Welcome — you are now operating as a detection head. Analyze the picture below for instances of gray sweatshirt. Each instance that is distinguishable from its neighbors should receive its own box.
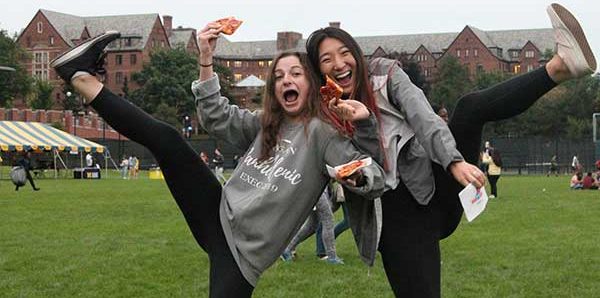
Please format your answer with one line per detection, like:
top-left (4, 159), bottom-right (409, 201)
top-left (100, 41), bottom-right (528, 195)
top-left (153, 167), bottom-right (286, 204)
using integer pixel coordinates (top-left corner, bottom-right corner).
top-left (192, 74), bottom-right (385, 286)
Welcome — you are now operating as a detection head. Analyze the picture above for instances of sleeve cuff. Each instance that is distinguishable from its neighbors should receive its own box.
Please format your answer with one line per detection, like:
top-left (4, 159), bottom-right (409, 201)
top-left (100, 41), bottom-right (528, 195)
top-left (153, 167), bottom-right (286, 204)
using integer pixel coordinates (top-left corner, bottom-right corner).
top-left (354, 112), bottom-right (377, 128)
top-left (191, 73), bottom-right (221, 101)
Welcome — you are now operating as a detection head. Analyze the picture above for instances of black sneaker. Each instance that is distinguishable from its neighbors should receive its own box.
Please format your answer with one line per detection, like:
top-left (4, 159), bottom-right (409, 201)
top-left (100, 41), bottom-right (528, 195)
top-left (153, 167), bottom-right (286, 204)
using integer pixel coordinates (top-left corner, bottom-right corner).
top-left (50, 31), bottom-right (121, 82)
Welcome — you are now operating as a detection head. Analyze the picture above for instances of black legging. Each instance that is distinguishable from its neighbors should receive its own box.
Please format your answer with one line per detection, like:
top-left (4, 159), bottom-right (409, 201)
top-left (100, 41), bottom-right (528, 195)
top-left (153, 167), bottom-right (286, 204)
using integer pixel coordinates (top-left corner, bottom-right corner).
top-left (90, 88), bottom-right (254, 298)
top-left (378, 66), bottom-right (557, 297)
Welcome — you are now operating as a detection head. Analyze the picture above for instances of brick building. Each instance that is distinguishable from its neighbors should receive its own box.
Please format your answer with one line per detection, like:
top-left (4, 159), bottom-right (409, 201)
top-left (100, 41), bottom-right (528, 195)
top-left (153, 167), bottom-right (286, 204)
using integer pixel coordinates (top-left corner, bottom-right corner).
top-left (16, 11), bottom-right (555, 112)
top-left (215, 22), bottom-right (555, 84)
top-left (16, 9), bottom-right (199, 108)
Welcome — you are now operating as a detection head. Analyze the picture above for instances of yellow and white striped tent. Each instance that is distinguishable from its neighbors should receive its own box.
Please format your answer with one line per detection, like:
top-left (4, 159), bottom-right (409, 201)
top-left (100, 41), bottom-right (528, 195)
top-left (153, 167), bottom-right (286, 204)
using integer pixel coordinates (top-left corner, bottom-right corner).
top-left (0, 121), bottom-right (104, 153)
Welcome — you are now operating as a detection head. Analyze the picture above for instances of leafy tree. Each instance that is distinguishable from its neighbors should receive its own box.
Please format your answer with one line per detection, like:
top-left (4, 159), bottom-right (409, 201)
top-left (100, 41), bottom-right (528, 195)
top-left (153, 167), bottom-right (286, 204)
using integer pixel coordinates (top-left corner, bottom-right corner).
top-left (214, 63), bottom-right (234, 100)
top-left (61, 84), bottom-right (83, 112)
top-left (385, 51), bottom-right (428, 94)
top-left (542, 49), bottom-right (555, 61)
top-left (29, 79), bottom-right (55, 110)
top-left (129, 46), bottom-right (235, 128)
top-left (473, 71), bottom-right (512, 91)
top-left (429, 56), bottom-right (472, 111)
top-left (0, 29), bottom-right (32, 106)
top-left (129, 46), bottom-right (198, 127)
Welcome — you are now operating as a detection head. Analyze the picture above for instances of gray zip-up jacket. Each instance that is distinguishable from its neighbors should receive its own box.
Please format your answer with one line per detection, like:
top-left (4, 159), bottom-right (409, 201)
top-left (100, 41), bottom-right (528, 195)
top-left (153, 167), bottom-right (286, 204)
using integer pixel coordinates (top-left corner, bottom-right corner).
top-left (344, 58), bottom-right (464, 266)
top-left (192, 74), bottom-right (385, 286)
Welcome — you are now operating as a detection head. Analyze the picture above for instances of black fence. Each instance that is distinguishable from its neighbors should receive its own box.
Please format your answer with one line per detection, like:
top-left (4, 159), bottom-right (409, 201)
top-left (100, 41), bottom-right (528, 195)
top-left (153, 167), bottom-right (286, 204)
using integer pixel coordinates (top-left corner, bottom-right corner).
top-left (485, 136), bottom-right (599, 175)
top-left (1, 135), bottom-right (598, 178)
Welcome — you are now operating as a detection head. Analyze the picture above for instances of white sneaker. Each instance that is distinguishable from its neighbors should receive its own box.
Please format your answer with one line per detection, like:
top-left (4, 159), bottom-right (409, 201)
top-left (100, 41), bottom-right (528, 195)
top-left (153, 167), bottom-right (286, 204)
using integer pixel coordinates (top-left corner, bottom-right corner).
top-left (489, 195), bottom-right (496, 199)
top-left (547, 3), bottom-right (597, 77)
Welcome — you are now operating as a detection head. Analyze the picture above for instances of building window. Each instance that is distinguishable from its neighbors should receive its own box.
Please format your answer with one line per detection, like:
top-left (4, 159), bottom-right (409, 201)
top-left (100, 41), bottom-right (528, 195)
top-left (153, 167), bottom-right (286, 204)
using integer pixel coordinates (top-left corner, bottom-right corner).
top-left (130, 54), bottom-right (137, 65)
top-left (49, 36), bottom-right (54, 45)
top-left (525, 50), bottom-right (535, 58)
top-left (527, 64), bottom-right (534, 72)
top-left (161, 41), bottom-right (165, 47)
top-left (456, 49), bottom-right (460, 57)
top-left (258, 74), bottom-right (263, 79)
top-left (234, 61), bottom-right (242, 67)
top-left (258, 61), bottom-right (265, 67)
top-left (424, 69), bottom-right (430, 77)
top-left (234, 74), bottom-right (242, 81)
top-left (268, 60), bottom-right (273, 66)
top-left (510, 50), bottom-right (519, 58)
top-left (116, 72), bottom-right (124, 84)
top-left (116, 55), bottom-right (123, 65)
top-left (465, 49), bottom-right (469, 57)
top-left (226, 61), bottom-right (230, 67)
top-left (32, 51), bottom-right (49, 80)
top-left (125, 38), bottom-right (132, 47)
top-left (474, 49), bottom-right (478, 57)
top-left (37, 22), bottom-right (43, 33)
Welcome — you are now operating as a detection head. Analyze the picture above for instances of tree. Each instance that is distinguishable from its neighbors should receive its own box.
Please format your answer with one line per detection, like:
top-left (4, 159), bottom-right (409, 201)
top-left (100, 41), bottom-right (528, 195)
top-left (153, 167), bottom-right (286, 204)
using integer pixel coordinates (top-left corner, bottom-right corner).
top-left (61, 84), bottom-right (83, 112)
top-left (29, 79), bottom-right (55, 110)
top-left (129, 46), bottom-right (199, 127)
top-left (429, 56), bottom-right (472, 111)
top-left (0, 29), bottom-right (32, 107)
top-left (385, 51), bottom-right (428, 94)
top-left (214, 63), bottom-right (234, 100)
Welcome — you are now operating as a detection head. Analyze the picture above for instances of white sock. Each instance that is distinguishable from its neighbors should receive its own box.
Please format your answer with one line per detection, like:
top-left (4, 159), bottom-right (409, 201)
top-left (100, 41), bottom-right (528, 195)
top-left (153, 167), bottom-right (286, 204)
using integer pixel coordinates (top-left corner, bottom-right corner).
top-left (70, 71), bottom-right (92, 82)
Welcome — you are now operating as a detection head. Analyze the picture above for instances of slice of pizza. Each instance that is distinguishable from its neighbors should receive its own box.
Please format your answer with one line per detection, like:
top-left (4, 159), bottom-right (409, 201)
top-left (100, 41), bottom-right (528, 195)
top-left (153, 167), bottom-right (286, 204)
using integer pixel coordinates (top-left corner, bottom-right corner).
top-left (336, 160), bottom-right (364, 179)
top-left (319, 75), bottom-right (343, 103)
top-left (215, 17), bottom-right (243, 35)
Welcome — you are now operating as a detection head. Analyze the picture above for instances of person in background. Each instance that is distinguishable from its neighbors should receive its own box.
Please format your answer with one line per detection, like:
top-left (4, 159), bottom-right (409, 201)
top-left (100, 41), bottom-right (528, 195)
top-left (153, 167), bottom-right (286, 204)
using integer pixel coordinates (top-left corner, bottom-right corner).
top-left (281, 183), bottom-right (344, 264)
top-left (571, 155), bottom-right (580, 173)
top-left (431, 104), bottom-right (449, 123)
top-left (85, 153), bottom-right (94, 167)
top-left (212, 148), bottom-right (226, 184)
top-left (200, 151), bottom-right (209, 166)
top-left (315, 180), bottom-right (350, 259)
top-left (570, 172), bottom-right (584, 189)
top-left (120, 156), bottom-right (129, 179)
top-left (15, 151), bottom-right (40, 191)
top-left (482, 142), bottom-right (502, 198)
top-left (548, 155), bottom-right (559, 177)
top-left (582, 172), bottom-right (598, 190)
top-left (233, 154), bottom-right (240, 169)
top-left (131, 156), bottom-right (139, 179)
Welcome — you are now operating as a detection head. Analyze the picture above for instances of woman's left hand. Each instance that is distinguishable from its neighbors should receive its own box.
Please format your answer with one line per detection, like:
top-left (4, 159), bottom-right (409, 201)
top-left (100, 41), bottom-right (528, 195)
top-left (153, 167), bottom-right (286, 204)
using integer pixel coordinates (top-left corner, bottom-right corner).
top-left (328, 97), bottom-right (370, 121)
top-left (337, 170), bottom-right (365, 187)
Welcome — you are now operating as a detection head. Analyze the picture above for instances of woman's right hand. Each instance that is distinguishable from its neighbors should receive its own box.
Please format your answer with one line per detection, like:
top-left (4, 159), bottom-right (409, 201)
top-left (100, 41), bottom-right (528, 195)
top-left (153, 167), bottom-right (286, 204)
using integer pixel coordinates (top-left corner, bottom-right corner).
top-left (328, 97), bottom-right (370, 121)
top-left (198, 22), bottom-right (222, 60)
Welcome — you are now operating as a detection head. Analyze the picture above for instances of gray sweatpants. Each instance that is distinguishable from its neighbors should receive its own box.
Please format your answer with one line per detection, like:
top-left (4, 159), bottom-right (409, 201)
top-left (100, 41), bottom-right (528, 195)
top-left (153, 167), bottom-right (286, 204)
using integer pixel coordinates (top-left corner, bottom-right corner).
top-left (285, 189), bottom-right (337, 259)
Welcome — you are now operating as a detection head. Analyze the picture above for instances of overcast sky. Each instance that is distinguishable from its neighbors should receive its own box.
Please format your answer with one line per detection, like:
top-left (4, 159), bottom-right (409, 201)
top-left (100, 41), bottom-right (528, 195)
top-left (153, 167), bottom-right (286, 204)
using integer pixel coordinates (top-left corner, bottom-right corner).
top-left (2, 0), bottom-right (598, 57)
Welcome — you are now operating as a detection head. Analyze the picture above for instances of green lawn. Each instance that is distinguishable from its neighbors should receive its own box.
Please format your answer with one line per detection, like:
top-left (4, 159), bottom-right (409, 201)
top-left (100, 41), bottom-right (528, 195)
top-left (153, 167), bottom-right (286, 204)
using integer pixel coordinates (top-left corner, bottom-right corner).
top-left (1, 174), bottom-right (599, 297)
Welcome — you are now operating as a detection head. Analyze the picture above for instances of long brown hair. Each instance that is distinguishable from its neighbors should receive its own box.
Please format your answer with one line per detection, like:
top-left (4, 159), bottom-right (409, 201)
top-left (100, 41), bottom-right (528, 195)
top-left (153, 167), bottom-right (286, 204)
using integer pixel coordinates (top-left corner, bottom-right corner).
top-left (306, 27), bottom-right (387, 168)
top-left (259, 51), bottom-right (322, 161)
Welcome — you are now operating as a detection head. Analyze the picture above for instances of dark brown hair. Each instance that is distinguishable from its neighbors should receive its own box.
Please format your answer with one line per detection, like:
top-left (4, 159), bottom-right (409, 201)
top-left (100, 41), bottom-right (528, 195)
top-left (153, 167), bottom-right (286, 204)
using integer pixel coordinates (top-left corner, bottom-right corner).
top-left (306, 27), bottom-right (387, 168)
top-left (259, 51), bottom-right (321, 161)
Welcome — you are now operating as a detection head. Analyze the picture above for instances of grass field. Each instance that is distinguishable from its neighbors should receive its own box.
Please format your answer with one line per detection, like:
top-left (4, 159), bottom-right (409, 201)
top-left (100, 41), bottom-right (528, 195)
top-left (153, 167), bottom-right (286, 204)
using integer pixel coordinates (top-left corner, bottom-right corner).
top-left (1, 173), bottom-right (599, 297)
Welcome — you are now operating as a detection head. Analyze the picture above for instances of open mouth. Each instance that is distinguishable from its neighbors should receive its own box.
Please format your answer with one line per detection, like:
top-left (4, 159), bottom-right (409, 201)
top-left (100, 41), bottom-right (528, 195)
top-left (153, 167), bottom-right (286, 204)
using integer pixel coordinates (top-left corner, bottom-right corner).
top-left (334, 70), bottom-right (352, 86)
top-left (283, 90), bottom-right (299, 103)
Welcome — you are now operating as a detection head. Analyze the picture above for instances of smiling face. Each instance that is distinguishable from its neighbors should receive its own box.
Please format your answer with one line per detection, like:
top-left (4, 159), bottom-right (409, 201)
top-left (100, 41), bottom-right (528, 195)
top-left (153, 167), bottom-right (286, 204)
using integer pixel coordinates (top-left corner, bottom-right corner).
top-left (273, 55), bottom-right (311, 122)
top-left (317, 37), bottom-right (357, 97)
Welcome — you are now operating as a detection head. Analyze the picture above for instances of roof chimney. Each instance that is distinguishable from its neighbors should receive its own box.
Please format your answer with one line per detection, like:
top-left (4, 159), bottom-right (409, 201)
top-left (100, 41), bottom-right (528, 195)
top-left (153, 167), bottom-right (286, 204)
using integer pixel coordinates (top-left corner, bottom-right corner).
top-left (328, 22), bottom-right (341, 28)
top-left (163, 15), bottom-right (173, 36)
top-left (277, 32), bottom-right (303, 51)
